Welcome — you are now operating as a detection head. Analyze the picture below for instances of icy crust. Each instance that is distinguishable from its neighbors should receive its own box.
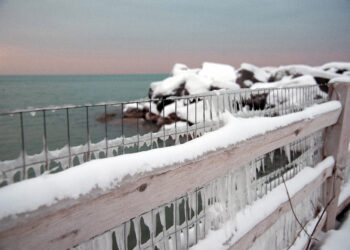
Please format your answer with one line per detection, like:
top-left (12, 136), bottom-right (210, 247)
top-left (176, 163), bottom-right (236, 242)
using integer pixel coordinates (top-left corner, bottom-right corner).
top-left (191, 156), bottom-right (335, 250)
top-left (0, 102), bottom-right (341, 220)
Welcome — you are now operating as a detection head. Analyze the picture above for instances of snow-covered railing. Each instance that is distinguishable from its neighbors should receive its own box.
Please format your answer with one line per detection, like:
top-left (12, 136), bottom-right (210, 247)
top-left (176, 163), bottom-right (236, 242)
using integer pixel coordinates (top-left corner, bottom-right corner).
top-left (2, 80), bottom-right (350, 250)
top-left (0, 85), bottom-right (327, 187)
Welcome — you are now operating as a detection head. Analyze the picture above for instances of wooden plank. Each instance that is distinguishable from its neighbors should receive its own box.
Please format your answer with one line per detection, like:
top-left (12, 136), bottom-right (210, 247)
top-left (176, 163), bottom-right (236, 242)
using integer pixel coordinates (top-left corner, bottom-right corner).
top-left (229, 161), bottom-right (334, 250)
top-left (0, 108), bottom-right (341, 250)
top-left (323, 82), bottom-right (350, 230)
top-left (337, 195), bottom-right (350, 216)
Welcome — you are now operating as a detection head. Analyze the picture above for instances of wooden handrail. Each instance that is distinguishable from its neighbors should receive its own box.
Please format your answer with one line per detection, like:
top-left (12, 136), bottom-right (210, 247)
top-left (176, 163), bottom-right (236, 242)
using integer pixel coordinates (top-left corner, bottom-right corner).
top-left (0, 104), bottom-right (341, 250)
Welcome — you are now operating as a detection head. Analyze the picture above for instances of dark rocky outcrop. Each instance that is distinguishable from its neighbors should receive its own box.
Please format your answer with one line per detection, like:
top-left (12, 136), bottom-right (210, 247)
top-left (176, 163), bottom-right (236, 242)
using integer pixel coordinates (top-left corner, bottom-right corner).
top-left (236, 69), bottom-right (260, 88)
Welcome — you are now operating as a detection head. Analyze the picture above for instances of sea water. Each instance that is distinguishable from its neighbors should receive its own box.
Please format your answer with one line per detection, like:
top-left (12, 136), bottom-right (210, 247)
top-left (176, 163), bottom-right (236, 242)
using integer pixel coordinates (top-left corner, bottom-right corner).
top-left (0, 74), bottom-right (167, 161)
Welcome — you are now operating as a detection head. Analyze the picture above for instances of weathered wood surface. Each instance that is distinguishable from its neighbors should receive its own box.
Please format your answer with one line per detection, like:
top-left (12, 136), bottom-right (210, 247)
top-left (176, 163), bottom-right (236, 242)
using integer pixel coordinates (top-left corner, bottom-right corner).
top-left (229, 160), bottom-right (334, 250)
top-left (323, 82), bottom-right (350, 230)
top-left (0, 107), bottom-right (341, 250)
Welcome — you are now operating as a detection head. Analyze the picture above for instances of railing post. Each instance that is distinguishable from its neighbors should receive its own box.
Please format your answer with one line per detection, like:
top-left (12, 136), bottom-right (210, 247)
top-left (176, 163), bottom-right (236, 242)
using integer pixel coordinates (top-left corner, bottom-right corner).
top-left (323, 80), bottom-right (350, 231)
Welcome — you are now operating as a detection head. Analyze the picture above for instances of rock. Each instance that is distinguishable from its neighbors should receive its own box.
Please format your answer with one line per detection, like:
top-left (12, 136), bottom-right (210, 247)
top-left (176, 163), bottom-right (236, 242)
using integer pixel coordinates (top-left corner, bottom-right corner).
top-left (96, 113), bottom-right (117, 123)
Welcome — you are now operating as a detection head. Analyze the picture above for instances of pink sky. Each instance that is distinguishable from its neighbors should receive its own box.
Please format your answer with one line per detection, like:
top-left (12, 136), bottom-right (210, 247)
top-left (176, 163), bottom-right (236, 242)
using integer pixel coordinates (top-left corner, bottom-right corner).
top-left (1, 44), bottom-right (349, 75)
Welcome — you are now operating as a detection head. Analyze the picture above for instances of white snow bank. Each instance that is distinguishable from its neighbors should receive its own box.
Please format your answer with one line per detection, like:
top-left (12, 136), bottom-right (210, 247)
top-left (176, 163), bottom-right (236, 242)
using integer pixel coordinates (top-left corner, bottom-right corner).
top-left (320, 210), bottom-right (350, 250)
top-left (185, 74), bottom-right (212, 94)
top-left (150, 74), bottom-right (186, 98)
top-left (251, 75), bottom-right (317, 89)
top-left (320, 62), bottom-right (350, 72)
top-left (199, 62), bottom-right (236, 83)
top-left (329, 76), bottom-right (350, 84)
top-left (0, 101), bottom-right (341, 220)
top-left (274, 65), bottom-right (340, 79)
top-left (172, 63), bottom-right (200, 76)
top-left (191, 157), bottom-right (335, 250)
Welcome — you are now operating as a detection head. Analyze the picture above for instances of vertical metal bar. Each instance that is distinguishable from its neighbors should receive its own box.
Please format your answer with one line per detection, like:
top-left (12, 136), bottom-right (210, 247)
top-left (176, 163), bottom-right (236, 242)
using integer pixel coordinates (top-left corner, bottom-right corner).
top-left (175, 100), bottom-right (178, 144)
top-left (20, 112), bottom-right (26, 180)
top-left (210, 95), bottom-right (213, 122)
top-left (222, 93), bottom-right (225, 113)
top-left (104, 105), bottom-right (108, 157)
top-left (150, 101), bottom-right (153, 149)
top-left (228, 93), bottom-right (232, 114)
top-left (122, 103), bottom-right (125, 154)
top-left (123, 222), bottom-right (127, 250)
top-left (137, 102), bottom-right (140, 152)
top-left (174, 200), bottom-right (178, 250)
top-left (195, 189), bottom-right (198, 244)
top-left (203, 97), bottom-right (206, 133)
top-left (162, 99), bottom-right (166, 147)
top-left (150, 209), bottom-right (154, 249)
top-left (186, 98), bottom-right (189, 142)
top-left (216, 94), bottom-right (220, 117)
top-left (43, 110), bottom-right (48, 171)
top-left (66, 108), bottom-right (71, 168)
top-left (86, 106), bottom-right (91, 161)
top-left (195, 98), bottom-right (197, 138)
top-left (185, 195), bottom-right (189, 249)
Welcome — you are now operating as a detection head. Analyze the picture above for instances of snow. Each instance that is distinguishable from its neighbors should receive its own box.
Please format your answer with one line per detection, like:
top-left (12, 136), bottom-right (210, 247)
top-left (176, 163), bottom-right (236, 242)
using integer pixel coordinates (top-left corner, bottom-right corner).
top-left (150, 74), bottom-right (186, 98)
top-left (240, 63), bottom-right (270, 82)
top-left (320, 62), bottom-right (350, 72)
top-left (274, 64), bottom-right (340, 80)
top-left (320, 211), bottom-right (350, 250)
top-left (329, 76), bottom-right (350, 84)
top-left (191, 157), bottom-right (335, 250)
top-left (185, 74), bottom-right (212, 94)
top-left (251, 75), bottom-right (317, 89)
top-left (211, 80), bottom-right (240, 90)
top-left (0, 101), bottom-right (341, 220)
top-left (199, 62), bottom-right (236, 83)
top-left (172, 63), bottom-right (200, 76)
top-left (287, 215), bottom-right (322, 250)
top-left (338, 180), bottom-right (350, 207)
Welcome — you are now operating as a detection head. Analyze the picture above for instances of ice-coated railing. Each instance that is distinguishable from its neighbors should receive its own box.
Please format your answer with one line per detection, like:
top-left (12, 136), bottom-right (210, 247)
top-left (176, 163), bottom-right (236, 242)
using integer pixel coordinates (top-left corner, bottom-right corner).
top-left (72, 130), bottom-right (324, 250)
top-left (0, 85), bottom-right (327, 186)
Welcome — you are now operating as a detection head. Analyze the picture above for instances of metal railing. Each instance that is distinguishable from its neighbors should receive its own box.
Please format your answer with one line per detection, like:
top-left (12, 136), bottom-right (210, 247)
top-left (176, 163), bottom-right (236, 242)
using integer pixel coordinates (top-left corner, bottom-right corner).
top-left (72, 130), bottom-right (325, 250)
top-left (0, 85), bottom-right (327, 186)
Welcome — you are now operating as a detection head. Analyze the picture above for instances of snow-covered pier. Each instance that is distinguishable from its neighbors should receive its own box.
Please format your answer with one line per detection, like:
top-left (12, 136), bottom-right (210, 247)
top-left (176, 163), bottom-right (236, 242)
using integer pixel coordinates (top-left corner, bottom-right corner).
top-left (0, 71), bottom-right (350, 249)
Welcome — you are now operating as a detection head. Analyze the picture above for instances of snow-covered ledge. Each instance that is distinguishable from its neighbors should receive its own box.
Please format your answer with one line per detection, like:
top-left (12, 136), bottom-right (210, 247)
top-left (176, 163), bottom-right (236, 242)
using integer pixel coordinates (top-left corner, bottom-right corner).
top-left (0, 101), bottom-right (342, 250)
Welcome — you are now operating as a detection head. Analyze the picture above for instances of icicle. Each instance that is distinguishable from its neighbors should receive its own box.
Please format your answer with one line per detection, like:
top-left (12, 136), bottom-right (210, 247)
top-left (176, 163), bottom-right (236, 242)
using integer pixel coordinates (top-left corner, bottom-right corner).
top-left (133, 217), bottom-right (141, 249)
top-left (269, 151), bottom-right (274, 164)
top-left (115, 225), bottom-right (125, 250)
top-left (284, 144), bottom-right (291, 163)
top-left (261, 159), bottom-right (265, 173)
top-left (142, 212), bottom-right (152, 229)
top-left (159, 207), bottom-right (165, 230)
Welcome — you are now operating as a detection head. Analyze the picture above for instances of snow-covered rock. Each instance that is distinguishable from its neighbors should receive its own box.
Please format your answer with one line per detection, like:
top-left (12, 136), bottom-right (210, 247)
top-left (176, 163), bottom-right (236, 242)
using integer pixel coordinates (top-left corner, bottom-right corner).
top-left (118, 61), bottom-right (349, 127)
top-left (236, 63), bottom-right (271, 88)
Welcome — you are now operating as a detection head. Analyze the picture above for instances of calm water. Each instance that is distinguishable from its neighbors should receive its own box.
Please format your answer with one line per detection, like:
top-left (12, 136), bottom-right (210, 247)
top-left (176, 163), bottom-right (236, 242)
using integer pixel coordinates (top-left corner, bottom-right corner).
top-left (0, 74), bottom-right (167, 160)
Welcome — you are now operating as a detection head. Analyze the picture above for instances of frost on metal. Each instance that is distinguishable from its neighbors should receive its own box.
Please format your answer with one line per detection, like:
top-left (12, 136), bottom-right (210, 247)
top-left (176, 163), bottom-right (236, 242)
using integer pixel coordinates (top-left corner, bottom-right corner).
top-left (71, 131), bottom-right (324, 250)
top-left (0, 86), bottom-right (328, 187)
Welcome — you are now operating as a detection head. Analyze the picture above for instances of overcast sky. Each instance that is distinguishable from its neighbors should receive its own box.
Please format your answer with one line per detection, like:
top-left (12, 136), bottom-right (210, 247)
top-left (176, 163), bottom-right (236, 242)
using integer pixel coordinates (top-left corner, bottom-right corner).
top-left (0, 0), bottom-right (349, 74)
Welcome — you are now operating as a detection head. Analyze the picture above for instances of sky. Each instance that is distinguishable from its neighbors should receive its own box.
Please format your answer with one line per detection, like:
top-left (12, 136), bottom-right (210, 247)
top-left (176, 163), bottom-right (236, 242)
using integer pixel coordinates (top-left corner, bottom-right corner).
top-left (0, 0), bottom-right (350, 75)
